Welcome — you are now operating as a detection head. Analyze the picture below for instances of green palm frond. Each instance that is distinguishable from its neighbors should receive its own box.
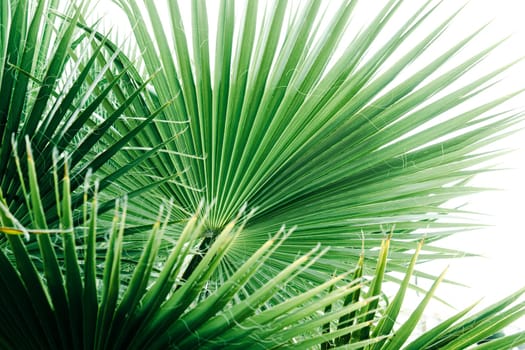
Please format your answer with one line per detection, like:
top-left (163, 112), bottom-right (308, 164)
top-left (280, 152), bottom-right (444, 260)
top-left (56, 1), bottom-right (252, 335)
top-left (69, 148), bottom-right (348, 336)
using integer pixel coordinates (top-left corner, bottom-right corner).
top-left (1, 142), bottom-right (524, 350)
top-left (0, 0), bottom-right (179, 235)
top-left (110, 0), bottom-right (523, 288)
top-left (0, 142), bottom-right (379, 349)
top-left (2, 0), bottom-right (525, 348)
top-left (320, 238), bottom-right (525, 350)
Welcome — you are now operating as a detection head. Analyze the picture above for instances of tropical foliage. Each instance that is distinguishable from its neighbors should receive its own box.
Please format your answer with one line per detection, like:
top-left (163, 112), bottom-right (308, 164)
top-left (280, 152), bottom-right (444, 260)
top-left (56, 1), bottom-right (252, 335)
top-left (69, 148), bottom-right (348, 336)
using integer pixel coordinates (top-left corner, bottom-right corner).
top-left (0, 0), bottom-right (524, 349)
top-left (2, 144), bottom-right (525, 349)
top-left (114, 0), bottom-right (523, 284)
top-left (0, 0), bottom-right (175, 232)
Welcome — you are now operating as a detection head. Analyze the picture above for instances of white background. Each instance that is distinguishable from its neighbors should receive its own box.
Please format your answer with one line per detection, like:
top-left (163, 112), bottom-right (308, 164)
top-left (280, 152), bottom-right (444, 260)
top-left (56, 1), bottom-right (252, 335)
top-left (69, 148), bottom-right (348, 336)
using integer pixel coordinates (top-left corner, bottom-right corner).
top-left (418, 0), bottom-right (525, 324)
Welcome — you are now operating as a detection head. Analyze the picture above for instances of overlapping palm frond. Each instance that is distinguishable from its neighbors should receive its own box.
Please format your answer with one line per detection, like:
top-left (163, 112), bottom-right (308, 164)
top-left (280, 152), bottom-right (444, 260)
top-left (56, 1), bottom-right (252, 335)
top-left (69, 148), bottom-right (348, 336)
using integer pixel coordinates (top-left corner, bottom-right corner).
top-left (0, 141), bottom-right (384, 349)
top-left (0, 0), bottom-right (181, 239)
top-left (1, 0), bottom-right (525, 348)
top-left (1, 143), bottom-right (524, 350)
top-left (112, 0), bottom-right (523, 286)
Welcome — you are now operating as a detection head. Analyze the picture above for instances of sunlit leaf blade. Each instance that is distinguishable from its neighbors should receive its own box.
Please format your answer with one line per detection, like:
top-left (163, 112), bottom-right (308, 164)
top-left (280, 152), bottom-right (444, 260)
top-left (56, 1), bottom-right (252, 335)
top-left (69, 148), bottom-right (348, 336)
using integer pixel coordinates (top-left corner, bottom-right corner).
top-left (26, 138), bottom-right (73, 349)
top-left (383, 267), bottom-right (448, 349)
top-left (356, 235), bottom-right (391, 341)
top-left (474, 331), bottom-right (525, 350)
top-left (422, 286), bottom-right (525, 349)
top-left (369, 240), bottom-right (424, 349)
top-left (82, 177), bottom-right (99, 350)
top-left (403, 301), bottom-right (477, 350)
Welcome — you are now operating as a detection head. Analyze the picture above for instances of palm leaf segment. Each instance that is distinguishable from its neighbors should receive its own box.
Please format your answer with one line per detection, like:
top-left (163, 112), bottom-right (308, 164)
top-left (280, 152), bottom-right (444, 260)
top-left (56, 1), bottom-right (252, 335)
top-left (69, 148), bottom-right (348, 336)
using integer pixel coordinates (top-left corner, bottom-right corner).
top-left (116, 0), bottom-right (523, 280)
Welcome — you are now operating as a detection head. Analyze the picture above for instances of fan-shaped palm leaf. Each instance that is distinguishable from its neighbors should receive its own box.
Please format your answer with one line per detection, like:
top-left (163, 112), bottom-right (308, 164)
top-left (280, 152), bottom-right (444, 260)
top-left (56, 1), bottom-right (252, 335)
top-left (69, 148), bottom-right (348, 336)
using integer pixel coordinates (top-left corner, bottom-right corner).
top-left (110, 0), bottom-right (523, 287)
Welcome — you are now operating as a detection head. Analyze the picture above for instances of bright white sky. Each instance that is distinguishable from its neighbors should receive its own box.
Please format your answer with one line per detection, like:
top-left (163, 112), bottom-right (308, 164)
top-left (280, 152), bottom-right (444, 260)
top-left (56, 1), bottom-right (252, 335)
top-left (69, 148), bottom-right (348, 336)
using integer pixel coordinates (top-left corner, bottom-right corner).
top-left (414, 0), bottom-right (525, 324)
top-left (96, 0), bottom-right (525, 327)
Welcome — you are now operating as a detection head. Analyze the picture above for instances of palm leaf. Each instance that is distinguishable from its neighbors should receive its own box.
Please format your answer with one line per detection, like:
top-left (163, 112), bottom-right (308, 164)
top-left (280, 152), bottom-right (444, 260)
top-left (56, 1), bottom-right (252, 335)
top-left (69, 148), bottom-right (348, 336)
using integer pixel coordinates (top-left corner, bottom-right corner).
top-left (0, 143), bottom-right (381, 349)
top-left (0, 0), bottom-right (174, 236)
top-left (1, 143), bottom-right (524, 349)
top-left (1, 1), bottom-right (524, 348)
top-left (111, 0), bottom-right (524, 292)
